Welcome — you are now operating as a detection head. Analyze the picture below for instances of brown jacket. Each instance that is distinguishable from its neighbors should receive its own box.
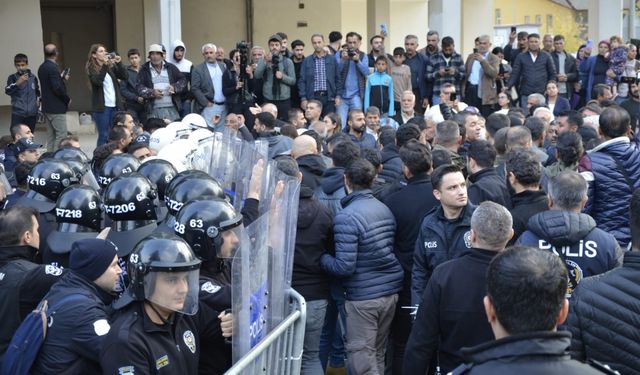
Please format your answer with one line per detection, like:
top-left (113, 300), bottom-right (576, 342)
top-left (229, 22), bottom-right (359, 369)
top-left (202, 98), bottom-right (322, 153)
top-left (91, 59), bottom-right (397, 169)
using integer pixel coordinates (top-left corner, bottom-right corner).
top-left (462, 52), bottom-right (500, 105)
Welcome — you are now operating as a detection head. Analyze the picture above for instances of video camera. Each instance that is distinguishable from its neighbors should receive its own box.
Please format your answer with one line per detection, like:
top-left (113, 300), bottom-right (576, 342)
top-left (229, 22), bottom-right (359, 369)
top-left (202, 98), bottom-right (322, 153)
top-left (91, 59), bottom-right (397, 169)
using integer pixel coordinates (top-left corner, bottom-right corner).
top-left (236, 41), bottom-right (250, 82)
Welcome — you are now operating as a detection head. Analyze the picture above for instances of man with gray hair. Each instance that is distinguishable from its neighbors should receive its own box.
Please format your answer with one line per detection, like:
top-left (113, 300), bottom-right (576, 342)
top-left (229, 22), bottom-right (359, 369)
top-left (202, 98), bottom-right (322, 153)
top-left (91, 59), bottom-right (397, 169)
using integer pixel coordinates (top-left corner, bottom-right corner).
top-left (404, 202), bottom-right (513, 374)
top-left (433, 120), bottom-right (465, 170)
top-left (526, 92), bottom-right (546, 112)
top-left (517, 171), bottom-right (622, 296)
top-left (191, 43), bottom-right (228, 129)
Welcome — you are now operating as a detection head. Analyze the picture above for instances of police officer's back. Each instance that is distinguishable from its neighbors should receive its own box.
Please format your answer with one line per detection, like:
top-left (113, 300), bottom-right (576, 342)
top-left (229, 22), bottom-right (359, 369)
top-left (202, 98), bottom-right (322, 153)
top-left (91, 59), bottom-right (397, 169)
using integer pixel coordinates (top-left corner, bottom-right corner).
top-left (0, 205), bottom-right (63, 365)
top-left (31, 238), bottom-right (121, 374)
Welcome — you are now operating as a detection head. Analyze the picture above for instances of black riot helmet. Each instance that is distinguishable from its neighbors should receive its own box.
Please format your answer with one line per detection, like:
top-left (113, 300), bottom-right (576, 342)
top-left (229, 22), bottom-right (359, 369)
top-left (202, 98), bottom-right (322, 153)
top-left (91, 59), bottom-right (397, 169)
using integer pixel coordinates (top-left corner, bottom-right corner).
top-left (103, 173), bottom-right (157, 222)
top-left (163, 169), bottom-right (211, 203)
top-left (54, 185), bottom-right (102, 230)
top-left (53, 146), bottom-right (90, 164)
top-left (19, 159), bottom-right (78, 212)
top-left (97, 153), bottom-right (141, 188)
top-left (165, 175), bottom-right (225, 217)
top-left (117, 233), bottom-right (201, 315)
top-left (137, 158), bottom-right (178, 201)
top-left (174, 199), bottom-right (243, 261)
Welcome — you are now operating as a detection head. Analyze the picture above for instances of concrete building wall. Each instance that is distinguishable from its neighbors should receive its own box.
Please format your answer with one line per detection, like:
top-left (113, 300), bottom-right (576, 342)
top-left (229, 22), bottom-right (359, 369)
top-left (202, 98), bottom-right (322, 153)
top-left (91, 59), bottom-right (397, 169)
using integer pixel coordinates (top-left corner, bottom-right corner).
top-left (389, 0), bottom-right (429, 52)
top-left (461, 0), bottom-right (494, 56)
top-left (115, 0), bottom-right (145, 56)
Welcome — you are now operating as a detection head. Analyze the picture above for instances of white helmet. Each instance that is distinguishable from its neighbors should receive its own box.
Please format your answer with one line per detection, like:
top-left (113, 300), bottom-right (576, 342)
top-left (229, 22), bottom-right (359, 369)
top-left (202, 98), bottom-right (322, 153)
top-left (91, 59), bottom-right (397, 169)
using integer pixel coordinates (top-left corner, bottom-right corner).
top-left (182, 113), bottom-right (208, 130)
top-left (148, 127), bottom-right (176, 153)
top-left (166, 121), bottom-right (192, 139)
top-left (188, 128), bottom-right (214, 144)
top-left (145, 155), bottom-right (187, 173)
top-left (157, 139), bottom-right (198, 171)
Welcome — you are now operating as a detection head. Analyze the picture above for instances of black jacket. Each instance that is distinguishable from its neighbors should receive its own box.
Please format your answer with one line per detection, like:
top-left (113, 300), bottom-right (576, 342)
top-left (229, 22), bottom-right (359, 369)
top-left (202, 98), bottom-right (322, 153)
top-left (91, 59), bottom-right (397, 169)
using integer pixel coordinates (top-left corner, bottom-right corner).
top-left (404, 248), bottom-right (497, 375)
top-left (120, 65), bottom-right (141, 105)
top-left (136, 61), bottom-right (187, 114)
top-left (296, 154), bottom-right (327, 191)
top-left (412, 203), bottom-right (475, 305)
top-left (383, 173), bottom-right (439, 274)
top-left (198, 266), bottom-right (232, 375)
top-left (451, 331), bottom-right (606, 374)
top-left (100, 301), bottom-right (222, 374)
top-left (567, 251), bottom-right (640, 375)
top-left (506, 51), bottom-right (557, 96)
top-left (467, 168), bottom-right (511, 209)
top-left (38, 59), bottom-right (70, 114)
top-left (550, 51), bottom-right (578, 98)
top-left (315, 166), bottom-right (347, 218)
top-left (32, 271), bottom-right (115, 374)
top-left (509, 189), bottom-right (549, 244)
top-left (379, 144), bottom-right (403, 183)
top-left (292, 186), bottom-right (333, 301)
top-left (88, 62), bottom-right (128, 111)
top-left (517, 210), bottom-right (622, 295)
top-left (0, 245), bottom-right (63, 364)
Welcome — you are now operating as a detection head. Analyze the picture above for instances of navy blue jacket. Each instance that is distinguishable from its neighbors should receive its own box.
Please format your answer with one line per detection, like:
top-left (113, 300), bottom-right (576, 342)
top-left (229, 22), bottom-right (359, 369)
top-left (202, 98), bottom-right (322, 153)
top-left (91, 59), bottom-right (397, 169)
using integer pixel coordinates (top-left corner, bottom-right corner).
top-left (467, 168), bottom-right (511, 209)
top-left (32, 271), bottom-right (115, 374)
top-left (38, 59), bottom-right (70, 114)
top-left (349, 132), bottom-right (378, 151)
top-left (517, 210), bottom-right (622, 295)
top-left (5, 69), bottom-right (39, 116)
top-left (320, 190), bottom-right (404, 301)
top-left (506, 51), bottom-right (556, 96)
top-left (315, 167), bottom-right (347, 218)
top-left (412, 203), bottom-right (475, 305)
top-left (550, 96), bottom-right (571, 117)
top-left (379, 144), bottom-right (403, 184)
top-left (582, 136), bottom-right (640, 247)
top-left (298, 53), bottom-right (342, 101)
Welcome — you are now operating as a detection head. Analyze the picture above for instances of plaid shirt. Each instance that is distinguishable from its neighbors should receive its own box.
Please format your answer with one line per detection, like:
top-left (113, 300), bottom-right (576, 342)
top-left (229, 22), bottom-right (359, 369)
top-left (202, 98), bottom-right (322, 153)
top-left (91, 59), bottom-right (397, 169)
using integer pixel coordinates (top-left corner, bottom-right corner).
top-left (314, 55), bottom-right (328, 92)
top-left (425, 51), bottom-right (466, 96)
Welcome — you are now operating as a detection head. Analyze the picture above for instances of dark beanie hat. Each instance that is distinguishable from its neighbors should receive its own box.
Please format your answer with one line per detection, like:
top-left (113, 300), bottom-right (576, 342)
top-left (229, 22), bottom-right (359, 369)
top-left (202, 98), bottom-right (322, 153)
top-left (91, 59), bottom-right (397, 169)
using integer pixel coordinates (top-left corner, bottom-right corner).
top-left (69, 238), bottom-right (118, 281)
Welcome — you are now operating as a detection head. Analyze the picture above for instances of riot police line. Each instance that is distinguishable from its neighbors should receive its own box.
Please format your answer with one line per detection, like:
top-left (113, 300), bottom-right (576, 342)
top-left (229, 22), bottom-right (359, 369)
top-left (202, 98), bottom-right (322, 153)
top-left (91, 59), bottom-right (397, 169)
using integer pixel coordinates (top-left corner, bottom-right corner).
top-left (0, 112), bottom-right (303, 375)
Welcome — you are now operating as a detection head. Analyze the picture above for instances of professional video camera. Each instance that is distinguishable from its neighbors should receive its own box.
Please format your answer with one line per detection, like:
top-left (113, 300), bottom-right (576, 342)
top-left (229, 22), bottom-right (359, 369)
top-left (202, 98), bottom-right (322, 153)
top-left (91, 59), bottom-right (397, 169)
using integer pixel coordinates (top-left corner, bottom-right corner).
top-left (236, 41), bottom-right (250, 82)
top-left (271, 54), bottom-right (280, 72)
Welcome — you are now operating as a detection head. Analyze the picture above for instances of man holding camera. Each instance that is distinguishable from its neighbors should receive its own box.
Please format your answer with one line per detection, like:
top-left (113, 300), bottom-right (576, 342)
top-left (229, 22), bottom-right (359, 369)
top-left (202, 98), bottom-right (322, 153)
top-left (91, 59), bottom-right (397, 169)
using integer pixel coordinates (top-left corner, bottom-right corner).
top-left (335, 32), bottom-right (370, 129)
top-left (254, 34), bottom-right (296, 121)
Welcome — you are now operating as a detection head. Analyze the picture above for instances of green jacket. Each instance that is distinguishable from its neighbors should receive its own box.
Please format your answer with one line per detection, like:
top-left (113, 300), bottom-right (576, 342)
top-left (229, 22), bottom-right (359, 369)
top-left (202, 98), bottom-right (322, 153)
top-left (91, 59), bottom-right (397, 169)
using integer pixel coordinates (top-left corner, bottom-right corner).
top-left (254, 55), bottom-right (296, 101)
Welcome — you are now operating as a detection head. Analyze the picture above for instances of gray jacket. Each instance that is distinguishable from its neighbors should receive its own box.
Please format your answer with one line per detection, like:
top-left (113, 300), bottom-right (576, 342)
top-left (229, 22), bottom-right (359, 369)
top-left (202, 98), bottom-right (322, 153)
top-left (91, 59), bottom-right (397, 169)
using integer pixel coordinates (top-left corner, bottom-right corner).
top-left (191, 61), bottom-right (226, 112)
top-left (254, 55), bottom-right (296, 101)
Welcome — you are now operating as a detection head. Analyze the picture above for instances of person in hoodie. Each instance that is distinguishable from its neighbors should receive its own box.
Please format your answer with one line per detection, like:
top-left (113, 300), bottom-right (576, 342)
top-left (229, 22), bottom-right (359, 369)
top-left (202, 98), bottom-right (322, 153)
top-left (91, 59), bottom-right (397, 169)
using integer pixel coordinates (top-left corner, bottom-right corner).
top-left (254, 112), bottom-right (293, 159)
top-left (517, 171), bottom-right (622, 296)
top-left (292, 134), bottom-right (326, 191)
top-left (5, 53), bottom-right (39, 130)
top-left (315, 138), bottom-right (361, 217)
top-left (31, 238), bottom-right (122, 374)
top-left (364, 56), bottom-right (394, 118)
top-left (467, 140), bottom-right (511, 208)
top-left (168, 40), bottom-right (193, 118)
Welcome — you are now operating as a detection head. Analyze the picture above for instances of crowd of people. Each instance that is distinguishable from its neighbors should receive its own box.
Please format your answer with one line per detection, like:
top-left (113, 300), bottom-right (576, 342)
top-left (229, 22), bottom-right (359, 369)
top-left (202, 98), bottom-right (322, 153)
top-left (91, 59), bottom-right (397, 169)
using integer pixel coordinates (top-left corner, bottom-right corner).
top-left (1, 25), bottom-right (639, 375)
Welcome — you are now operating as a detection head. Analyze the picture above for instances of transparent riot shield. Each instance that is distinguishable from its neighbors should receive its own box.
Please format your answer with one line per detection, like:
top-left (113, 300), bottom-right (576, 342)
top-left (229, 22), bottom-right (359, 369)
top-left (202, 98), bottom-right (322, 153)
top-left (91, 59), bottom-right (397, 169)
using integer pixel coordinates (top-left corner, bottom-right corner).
top-left (265, 170), bottom-right (300, 330)
top-left (0, 172), bottom-right (12, 194)
top-left (232, 214), bottom-right (270, 365)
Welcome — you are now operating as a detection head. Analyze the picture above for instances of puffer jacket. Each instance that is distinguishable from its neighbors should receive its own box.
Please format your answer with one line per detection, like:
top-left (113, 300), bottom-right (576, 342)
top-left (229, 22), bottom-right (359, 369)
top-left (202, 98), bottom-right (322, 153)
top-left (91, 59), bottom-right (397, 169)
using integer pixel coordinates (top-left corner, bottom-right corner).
top-left (315, 167), bottom-right (346, 218)
top-left (567, 251), bottom-right (640, 375)
top-left (379, 144), bottom-right (403, 183)
top-left (582, 136), bottom-right (640, 247)
top-left (412, 203), bottom-right (475, 305)
top-left (517, 210), bottom-right (623, 295)
top-left (320, 190), bottom-right (404, 301)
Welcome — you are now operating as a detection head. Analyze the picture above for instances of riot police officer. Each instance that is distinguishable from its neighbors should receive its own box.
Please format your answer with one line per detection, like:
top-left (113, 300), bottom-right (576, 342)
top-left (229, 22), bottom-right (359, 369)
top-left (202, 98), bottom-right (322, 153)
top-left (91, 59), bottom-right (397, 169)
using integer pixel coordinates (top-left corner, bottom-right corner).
top-left (46, 185), bottom-right (103, 268)
top-left (103, 173), bottom-right (158, 257)
top-left (137, 158), bottom-right (178, 222)
top-left (100, 234), bottom-right (225, 374)
top-left (96, 153), bottom-right (141, 190)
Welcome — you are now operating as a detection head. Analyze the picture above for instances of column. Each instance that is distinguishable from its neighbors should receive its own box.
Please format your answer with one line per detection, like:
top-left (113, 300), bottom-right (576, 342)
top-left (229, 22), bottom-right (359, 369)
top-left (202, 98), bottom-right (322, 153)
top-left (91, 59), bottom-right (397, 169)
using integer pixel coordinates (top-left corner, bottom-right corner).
top-left (367, 0), bottom-right (391, 51)
top-left (588, 0), bottom-right (623, 42)
top-left (428, 0), bottom-right (461, 47)
top-left (142, 0), bottom-right (181, 55)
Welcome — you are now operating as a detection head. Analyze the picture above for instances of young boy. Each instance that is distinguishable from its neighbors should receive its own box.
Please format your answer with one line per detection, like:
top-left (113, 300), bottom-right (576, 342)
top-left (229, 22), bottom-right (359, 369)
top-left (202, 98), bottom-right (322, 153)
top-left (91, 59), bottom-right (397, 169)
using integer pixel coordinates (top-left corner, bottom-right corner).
top-left (389, 47), bottom-right (412, 112)
top-left (365, 56), bottom-right (395, 117)
top-left (5, 53), bottom-right (40, 131)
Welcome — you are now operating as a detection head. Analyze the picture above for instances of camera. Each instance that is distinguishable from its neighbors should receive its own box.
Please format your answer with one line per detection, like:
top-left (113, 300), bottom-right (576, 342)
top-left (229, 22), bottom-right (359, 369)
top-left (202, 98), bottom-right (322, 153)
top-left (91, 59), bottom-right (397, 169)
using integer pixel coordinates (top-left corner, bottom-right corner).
top-left (347, 48), bottom-right (357, 58)
top-left (450, 92), bottom-right (457, 101)
top-left (271, 54), bottom-right (280, 71)
top-left (107, 52), bottom-right (116, 60)
top-left (236, 41), bottom-right (250, 80)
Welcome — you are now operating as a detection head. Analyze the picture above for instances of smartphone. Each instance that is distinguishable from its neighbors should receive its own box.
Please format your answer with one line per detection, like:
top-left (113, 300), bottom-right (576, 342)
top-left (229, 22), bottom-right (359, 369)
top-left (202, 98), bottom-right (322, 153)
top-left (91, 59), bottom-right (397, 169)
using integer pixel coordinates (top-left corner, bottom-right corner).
top-left (473, 48), bottom-right (479, 54)
top-left (510, 26), bottom-right (517, 34)
top-left (586, 39), bottom-right (593, 49)
top-left (450, 92), bottom-right (457, 101)
top-left (380, 24), bottom-right (388, 37)
top-left (62, 67), bottom-right (71, 76)
top-left (621, 76), bottom-right (637, 84)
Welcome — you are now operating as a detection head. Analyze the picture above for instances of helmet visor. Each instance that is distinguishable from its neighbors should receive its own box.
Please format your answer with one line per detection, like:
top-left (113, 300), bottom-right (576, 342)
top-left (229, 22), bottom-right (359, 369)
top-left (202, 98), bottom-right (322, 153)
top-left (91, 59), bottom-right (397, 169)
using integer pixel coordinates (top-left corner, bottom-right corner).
top-left (144, 269), bottom-right (200, 315)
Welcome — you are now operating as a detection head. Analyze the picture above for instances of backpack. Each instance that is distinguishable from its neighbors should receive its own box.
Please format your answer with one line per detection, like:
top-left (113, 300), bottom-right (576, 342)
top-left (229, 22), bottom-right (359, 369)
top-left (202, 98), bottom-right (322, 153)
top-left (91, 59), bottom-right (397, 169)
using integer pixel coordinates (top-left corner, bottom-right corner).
top-left (1, 294), bottom-right (84, 375)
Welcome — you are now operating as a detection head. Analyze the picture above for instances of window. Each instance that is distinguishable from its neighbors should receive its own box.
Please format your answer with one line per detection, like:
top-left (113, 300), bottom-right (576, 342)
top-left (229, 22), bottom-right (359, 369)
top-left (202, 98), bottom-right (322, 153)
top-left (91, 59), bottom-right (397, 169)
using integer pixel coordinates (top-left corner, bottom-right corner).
top-left (495, 8), bottom-right (502, 25)
top-left (524, 15), bottom-right (531, 24)
top-left (536, 15), bottom-right (542, 25)
top-left (547, 14), bottom-right (553, 28)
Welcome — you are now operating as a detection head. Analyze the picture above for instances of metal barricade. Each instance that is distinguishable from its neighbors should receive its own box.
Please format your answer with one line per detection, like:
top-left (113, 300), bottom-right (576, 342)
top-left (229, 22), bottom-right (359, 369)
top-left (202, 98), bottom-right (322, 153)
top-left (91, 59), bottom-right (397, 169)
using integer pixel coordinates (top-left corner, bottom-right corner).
top-left (225, 288), bottom-right (307, 375)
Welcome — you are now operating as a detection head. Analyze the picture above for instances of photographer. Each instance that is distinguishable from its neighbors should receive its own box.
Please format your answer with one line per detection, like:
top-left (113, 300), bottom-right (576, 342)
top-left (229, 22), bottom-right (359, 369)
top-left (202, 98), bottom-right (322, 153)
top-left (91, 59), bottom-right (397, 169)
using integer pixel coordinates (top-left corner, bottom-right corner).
top-left (85, 44), bottom-right (128, 147)
top-left (254, 34), bottom-right (296, 121)
top-left (222, 45), bottom-right (256, 124)
top-left (335, 31), bottom-right (370, 128)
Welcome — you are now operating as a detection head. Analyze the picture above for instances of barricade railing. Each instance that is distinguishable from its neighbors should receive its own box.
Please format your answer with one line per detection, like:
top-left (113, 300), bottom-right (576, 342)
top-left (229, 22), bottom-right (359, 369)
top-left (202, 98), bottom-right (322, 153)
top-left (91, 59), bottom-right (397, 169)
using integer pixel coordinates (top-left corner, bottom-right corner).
top-left (225, 288), bottom-right (307, 375)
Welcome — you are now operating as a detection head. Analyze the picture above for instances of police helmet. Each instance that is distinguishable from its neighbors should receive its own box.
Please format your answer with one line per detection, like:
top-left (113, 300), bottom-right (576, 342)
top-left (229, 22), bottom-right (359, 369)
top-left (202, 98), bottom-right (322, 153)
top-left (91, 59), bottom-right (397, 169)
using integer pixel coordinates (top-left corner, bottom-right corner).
top-left (103, 173), bottom-right (157, 221)
top-left (122, 233), bottom-right (201, 315)
top-left (54, 185), bottom-right (102, 230)
top-left (19, 159), bottom-right (77, 212)
top-left (97, 153), bottom-right (141, 188)
top-left (174, 199), bottom-right (243, 261)
top-left (163, 169), bottom-right (213, 205)
top-left (137, 158), bottom-right (178, 201)
top-left (182, 113), bottom-right (207, 130)
top-left (165, 175), bottom-right (225, 217)
top-left (53, 146), bottom-right (90, 164)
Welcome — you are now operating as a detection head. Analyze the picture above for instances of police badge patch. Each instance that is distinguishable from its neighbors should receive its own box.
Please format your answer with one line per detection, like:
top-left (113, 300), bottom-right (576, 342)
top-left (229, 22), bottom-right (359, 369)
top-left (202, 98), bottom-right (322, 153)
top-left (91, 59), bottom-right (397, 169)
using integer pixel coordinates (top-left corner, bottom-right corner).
top-left (183, 330), bottom-right (196, 353)
top-left (463, 231), bottom-right (472, 248)
top-left (201, 281), bottom-right (221, 294)
top-left (45, 265), bottom-right (63, 276)
top-left (155, 354), bottom-right (170, 370)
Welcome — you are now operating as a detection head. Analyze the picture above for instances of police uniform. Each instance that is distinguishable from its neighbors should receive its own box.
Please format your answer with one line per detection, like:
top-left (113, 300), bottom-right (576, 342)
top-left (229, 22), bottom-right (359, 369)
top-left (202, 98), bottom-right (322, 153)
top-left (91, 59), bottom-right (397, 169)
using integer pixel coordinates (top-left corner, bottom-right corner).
top-left (198, 271), bottom-right (232, 375)
top-left (100, 301), bottom-right (222, 374)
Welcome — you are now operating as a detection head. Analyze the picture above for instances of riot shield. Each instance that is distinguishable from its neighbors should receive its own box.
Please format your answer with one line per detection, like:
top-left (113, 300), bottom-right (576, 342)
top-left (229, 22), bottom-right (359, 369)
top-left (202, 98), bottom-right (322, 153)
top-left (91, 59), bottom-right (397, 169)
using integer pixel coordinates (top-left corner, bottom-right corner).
top-left (231, 214), bottom-right (270, 365)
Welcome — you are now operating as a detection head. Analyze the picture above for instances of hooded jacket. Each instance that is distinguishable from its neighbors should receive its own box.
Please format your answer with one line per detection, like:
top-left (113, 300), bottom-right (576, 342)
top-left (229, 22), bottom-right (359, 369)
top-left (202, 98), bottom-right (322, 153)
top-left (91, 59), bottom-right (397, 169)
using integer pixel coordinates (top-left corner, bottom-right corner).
top-left (582, 136), bottom-right (640, 247)
top-left (509, 189), bottom-right (549, 244)
top-left (167, 40), bottom-right (193, 74)
top-left (257, 131), bottom-right (293, 159)
top-left (292, 186), bottom-right (333, 301)
top-left (296, 154), bottom-right (327, 191)
top-left (517, 210), bottom-right (622, 295)
top-left (5, 69), bottom-right (40, 116)
top-left (379, 144), bottom-right (403, 183)
top-left (467, 167), bottom-right (511, 209)
top-left (315, 166), bottom-right (347, 218)
top-left (320, 189), bottom-right (403, 301)
top-left (412, 203), bottom-right (475, 305)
